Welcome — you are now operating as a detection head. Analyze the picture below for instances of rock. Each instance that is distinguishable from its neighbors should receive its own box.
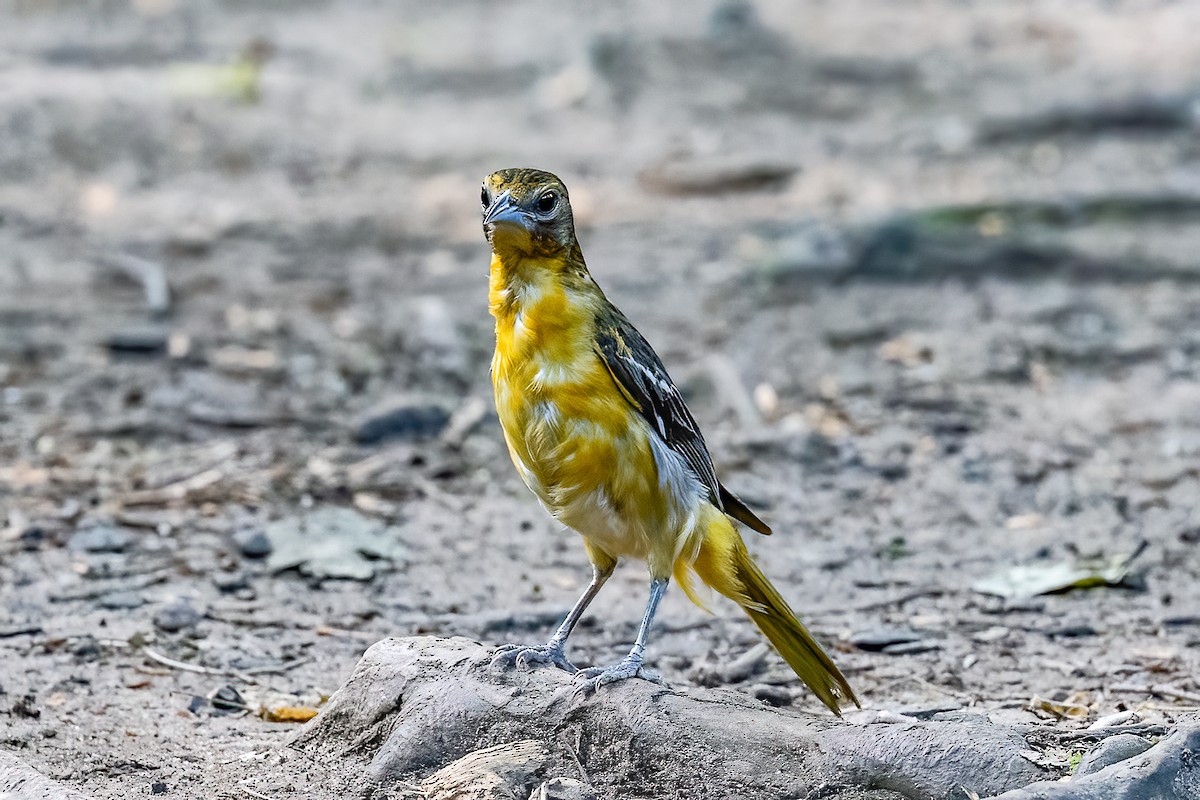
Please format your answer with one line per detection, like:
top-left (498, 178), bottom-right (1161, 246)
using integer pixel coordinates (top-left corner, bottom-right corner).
top-left (991, 724), bottom-right (1199, 799)
top-left (1044, 623), bottom-right (1097, 639)
top-left (265, 507), bottom-right (404, 581)
top-left (529, 777), bottom-right (597, 800)
top-left (420, 740), bottom-right (548, 800)
top-left (751, 225), bottom-right (855, 285)
top-left (849, 626), bottom-right (924, 651)
top-left (749, 683), bottom-right (793, 707)
top-left (212, 570), bottom-right (251, 594)
top-left (1073, 734), bottom-right (1155, 778)
top-left (104, 326), bottom-right (169, 355)
top-left (153, 602), bottom-right (201, 632)
top-left (638, 158), bottom-right (797, 196)
top-left (209, 345), bottom-right (281, 375)
top-left (1088, 711), bottom-right (1138, 730)
top-left (850, 200), bottom-right (1200, 283)
top-left (96, 590), bottom-right (145, 610)
top-left (68, 526), bottom-right (134, 553)
top-left (977, 96), bottom-right (1195, 143)
top-left (0, 749), bottom-right (97, 799)
top-left (881, 640), bottom-right (942, 655)
top-left (353, 396), bottom-right (452, 445)
top-left (186, 401), bottom-right (275, 429)
top-left (233, 529), bottom-right (272, 559)
top-left (72, 636), bottom-right (101, 662)
top-left (210, 685), bottom-right (246, 714)
top-left (691, 641), bottom-right (770, 686)
top-left (292, 636), bottom-right (1046, 797)
top-left (12, 693), bottom-right (40, 719)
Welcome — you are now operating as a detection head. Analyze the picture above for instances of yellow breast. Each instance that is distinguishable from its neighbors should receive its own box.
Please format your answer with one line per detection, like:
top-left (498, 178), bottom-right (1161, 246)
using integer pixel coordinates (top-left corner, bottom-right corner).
top-left (489, 258), bottom-right (663, 557)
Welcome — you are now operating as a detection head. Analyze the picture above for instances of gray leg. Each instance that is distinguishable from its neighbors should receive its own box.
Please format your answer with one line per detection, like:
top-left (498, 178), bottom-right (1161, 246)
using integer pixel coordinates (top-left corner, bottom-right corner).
top-left (576, 577), bottom-right (669, 692)
top-left (547, 562), bottom-right (614, 648)
top-left (492, 562), bottom-right (615, 674)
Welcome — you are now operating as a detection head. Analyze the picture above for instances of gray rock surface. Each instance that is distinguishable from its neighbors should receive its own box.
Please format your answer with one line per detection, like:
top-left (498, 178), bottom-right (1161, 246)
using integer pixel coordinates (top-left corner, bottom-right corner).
top-left (992, 725), bottom-right (1200, 800)
top-left (0, 750), bottom-right (96, 800)
top-left (1073, 733), bottom-right (1154, 778)
top-left (294, 636), bottom-right (1048, 799)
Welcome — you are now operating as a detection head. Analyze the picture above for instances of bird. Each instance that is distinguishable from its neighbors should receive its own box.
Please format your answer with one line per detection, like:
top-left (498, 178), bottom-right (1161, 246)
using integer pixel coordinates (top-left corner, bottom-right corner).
top-left (481, 167), bottom-right (859, 714)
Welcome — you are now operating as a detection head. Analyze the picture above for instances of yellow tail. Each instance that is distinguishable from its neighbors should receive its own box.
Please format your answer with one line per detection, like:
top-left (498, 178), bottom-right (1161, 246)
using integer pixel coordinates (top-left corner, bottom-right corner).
top-left (676, 510), bottom-right (860, 715)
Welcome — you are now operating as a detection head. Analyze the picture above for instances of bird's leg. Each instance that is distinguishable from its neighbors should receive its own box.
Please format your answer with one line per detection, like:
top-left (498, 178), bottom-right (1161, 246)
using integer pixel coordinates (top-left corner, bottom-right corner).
top-left (576, 577), bottom-right (669, 693)
top-left (492, 561), bottom-right (614, 674)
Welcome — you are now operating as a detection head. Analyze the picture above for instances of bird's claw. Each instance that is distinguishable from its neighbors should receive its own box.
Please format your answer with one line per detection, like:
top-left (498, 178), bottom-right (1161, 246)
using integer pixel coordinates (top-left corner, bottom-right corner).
top-left (491, 642), bottom-right (577, 674)
top-left (573, 655), bottom-right (663, 696)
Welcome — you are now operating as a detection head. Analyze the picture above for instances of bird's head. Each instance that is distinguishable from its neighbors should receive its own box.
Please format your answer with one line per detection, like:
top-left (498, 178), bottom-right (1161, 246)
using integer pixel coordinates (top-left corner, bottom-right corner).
top-left (481, 168), bottom-right (576, 259)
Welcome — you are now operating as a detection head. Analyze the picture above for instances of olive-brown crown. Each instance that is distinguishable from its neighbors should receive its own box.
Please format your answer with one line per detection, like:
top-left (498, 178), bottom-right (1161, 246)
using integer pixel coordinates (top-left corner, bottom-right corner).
top-left (482, 168), bottom-right (578, 257)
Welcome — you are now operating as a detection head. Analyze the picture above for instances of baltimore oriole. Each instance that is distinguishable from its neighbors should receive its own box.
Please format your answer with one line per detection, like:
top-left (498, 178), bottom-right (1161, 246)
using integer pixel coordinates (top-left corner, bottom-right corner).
top-left (482, 168), bottom-right (858, 714)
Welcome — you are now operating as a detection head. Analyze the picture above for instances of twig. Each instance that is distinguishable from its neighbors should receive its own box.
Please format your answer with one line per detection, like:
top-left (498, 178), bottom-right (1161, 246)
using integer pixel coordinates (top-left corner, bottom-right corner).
top-left (142, 647), bottom-right (256, 684)
top-left (394, 781), bottom-right (429, 798)
top-left (100, 252), bottom-right (171, 316)
top-left (240, 657), bottom-right (312, 676)
top-left (1110, 683), bottom-right (1200, 704)
top-left (119, 467), bottom-right (226, 508)
top-left (558, 728), bottom-right (592, 786)
top-left (1034, 723), bottom-right (1170, 743)
top-left (142, 647), bottom-right (230, 677)
top-left (238, 782), bottom-right (276, 800)
top-left (50, 571), bottom-right (169, 602)
top-left (141, 647), bottom-right (310, 685)
top-left (133, 664), bottom-right (173, 677)
top-left (851, 588), bottom-right (945, 613)
top-left (0, 626), bottom-right (43, 639)
top-left (875, 673), bottom-right (972, 701)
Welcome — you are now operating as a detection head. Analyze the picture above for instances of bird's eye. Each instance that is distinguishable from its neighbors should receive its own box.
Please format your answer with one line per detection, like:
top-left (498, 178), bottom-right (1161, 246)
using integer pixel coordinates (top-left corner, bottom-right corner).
top-left (535, 191), bottom-right (557, 214)
top-left (481, 186), bottom-right (490, 209)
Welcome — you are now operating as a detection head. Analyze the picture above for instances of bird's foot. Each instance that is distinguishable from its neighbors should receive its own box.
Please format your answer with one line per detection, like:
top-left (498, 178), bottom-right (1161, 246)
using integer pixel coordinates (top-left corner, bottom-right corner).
top-left (490, 641), bottom-right (577, 674)
top-left (574, 654), bottom-right (663, 696)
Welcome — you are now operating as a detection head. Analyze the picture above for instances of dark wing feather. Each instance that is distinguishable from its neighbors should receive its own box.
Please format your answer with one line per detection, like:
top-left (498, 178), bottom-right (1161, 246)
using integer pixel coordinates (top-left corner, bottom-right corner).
top-left (593, 304), bottom-right (771, 535)
top-left (719, 484), bottom-right (772, 536)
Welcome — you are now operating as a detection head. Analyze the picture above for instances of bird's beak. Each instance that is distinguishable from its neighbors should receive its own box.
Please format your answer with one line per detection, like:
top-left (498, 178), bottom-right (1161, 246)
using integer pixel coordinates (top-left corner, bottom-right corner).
top-left (483, 192), bottom-right (525, 229)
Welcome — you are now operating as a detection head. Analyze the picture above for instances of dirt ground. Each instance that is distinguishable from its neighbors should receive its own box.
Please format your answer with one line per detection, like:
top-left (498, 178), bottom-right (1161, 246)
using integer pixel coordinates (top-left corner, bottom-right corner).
top-left (2, 1), bottom-right (1200, 797)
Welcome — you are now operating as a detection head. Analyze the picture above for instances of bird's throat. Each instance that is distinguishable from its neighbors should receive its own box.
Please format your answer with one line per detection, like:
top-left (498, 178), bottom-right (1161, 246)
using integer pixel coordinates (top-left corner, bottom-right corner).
top-left (488, 250), bottom-right (600, 377)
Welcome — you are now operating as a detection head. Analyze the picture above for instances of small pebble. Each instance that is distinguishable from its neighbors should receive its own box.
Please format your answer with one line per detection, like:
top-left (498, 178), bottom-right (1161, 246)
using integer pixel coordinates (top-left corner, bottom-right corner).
top-left (849, 626), bottom-right (923, 651)
top-left (1088, 710), bottom-right (1137, 730)
top-left (749, 683), bottom-right (793, 707)
top-left (212, 571), bottom-right (251, 594)
top-left (234, 529), bottom-right (272, 559)
top-left (881, 640), bottom-right (942, 656)
top-left (211, 685), bottom-right (246, 714)
top-left (151, 782), bottom-right (168, 795)
top-left (1044, 624), bottom-right (1097, 638)
top-left (352, 398), bottom-right (451, 444)
top-left (68, 526), bottom-right (134, 553)
top-left (154, 602), bottom-right (201, 633)
top-left (12, 694), bottom-right (40, 719)
top-left (20, 526), bottom-right (46, 551)
top-left (532, 777), bottom-right (597, 800)
top-left (104, 326), bottom-right (169, 355)
top-left (72, 636), bottom-right (101, 662)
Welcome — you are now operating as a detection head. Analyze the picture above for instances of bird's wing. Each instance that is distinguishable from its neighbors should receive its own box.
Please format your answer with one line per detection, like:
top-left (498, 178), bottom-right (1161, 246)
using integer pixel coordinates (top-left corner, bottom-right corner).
top-left (593, 305), bottom-right (771, 535)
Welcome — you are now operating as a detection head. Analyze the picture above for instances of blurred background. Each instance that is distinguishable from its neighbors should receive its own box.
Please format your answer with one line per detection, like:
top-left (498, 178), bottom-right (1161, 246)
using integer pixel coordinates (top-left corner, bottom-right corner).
top-left (2, 1), bottom-right (1199, 796)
